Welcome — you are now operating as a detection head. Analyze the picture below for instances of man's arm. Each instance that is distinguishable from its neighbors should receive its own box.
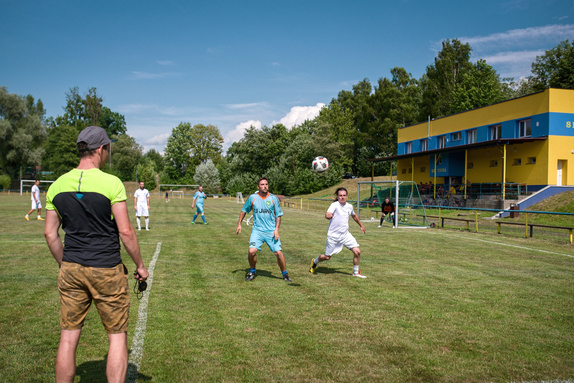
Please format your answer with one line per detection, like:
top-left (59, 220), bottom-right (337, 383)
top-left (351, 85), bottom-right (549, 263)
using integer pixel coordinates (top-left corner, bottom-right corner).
top-left (134, 194), bottom-right (138, 212)
top-left (273, 216), bottom-right (281, 240)
top-left (236, 211), bottom-right (246, 235)
top-left (352, 213), bottom-right (366, 234)
top-left (147, 193), bottom-right (150, 211)
top-left (44, 210), bottom-right (64, 266)
top-left (112, 201), bottom-right (149, 281)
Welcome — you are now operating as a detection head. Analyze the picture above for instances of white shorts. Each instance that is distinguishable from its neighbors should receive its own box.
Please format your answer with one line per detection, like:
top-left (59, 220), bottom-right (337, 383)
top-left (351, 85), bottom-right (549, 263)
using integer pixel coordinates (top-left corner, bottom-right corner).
top-left (31, 200), bottom-right (42, 209)
top-left (136, 205), bottom-right (149, 217)
top-left (324, 231), bottom-right (359, 256)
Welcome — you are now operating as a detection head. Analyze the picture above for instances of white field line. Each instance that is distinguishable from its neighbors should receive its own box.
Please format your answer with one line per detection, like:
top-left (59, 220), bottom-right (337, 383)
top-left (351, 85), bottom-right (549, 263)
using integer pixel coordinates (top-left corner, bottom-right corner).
top-left (427, 231), bottom-right (574, 259)
top-left (126, 241), bottom-right (162, 383)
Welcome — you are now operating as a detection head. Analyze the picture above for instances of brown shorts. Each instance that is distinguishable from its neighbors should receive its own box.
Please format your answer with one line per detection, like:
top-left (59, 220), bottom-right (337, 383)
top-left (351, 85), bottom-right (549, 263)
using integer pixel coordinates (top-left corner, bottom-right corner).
top-left (58, 262), bottom-right (130, 333)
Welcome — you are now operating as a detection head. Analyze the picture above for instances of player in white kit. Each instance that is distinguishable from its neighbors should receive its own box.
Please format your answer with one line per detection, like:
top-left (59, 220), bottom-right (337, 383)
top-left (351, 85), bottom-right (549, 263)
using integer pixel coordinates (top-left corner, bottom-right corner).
top-left (309, 187), bottom-right (367, 278)
top-left (134, 181), bottom-right (150, 230)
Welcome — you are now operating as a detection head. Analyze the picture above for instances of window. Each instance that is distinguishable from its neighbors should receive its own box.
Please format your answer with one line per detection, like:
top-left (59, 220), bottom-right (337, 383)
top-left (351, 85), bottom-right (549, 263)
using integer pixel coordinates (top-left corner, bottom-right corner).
top-left (490, 124), bottom-right (501, 140)
top-left (468, 129), bottom-right (477, 144)
top-left (421, 139), bottom-right (428, 151)
top-left (519, 119), bottom-right (531, 137)
top-left (513, 158), bottom-right (521, 166)
top-left (406, 142), bottom-right (412, 154)
top-left (489, 160), bottom-right (498, 167)
top-left (438, 135), bottom-right (446, 149)
top-left (452, 132), bottom-right (461, 141)
top-left (527, 157), bottom-right (536, 164)
top-left (420, 166), bottom-right (426, 172)
top-left (467, 162), bottom-right (474, 169)
top-left (401, 169), bottom-right (406, 174)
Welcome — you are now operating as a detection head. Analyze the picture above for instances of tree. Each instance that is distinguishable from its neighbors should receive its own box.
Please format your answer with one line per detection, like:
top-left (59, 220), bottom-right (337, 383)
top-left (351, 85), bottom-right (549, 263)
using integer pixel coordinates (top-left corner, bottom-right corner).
top-left (0, 87), bottom-right (46, 177)
top-left (100, 106), bottom-right (127, 136)
top-left (163, 122), bottom-right (193, 182)
top-left (84, 87), bottom-right (103, 126)
top-left (109, 134), bottom-right (143, 181)
top-left (43, 125), bottom-right (79, 176)
top-left (193, 160), bottom-right (221, 194)
top-left (135, 159), bottom-right (157, 190)
top-left (63, 86), bottom-right (84, 129)
top-left (451, 59), bottom-right (506, 113)
top-left (420, 39), bottom-right (473, 119)
top-left (142, 149), bottom-right (164, 173)
top-left (189, 124), bottom-right (224, 166)
top-left (531, 40), bottom-right (574, 91)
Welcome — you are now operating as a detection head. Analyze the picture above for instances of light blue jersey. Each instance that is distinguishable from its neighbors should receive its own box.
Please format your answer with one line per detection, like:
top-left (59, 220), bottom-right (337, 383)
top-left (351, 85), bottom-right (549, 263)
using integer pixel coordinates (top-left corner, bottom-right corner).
top-left (242, 192), bottom-right (283, 233)
top-left (193, 191), bottom-right (206, 213)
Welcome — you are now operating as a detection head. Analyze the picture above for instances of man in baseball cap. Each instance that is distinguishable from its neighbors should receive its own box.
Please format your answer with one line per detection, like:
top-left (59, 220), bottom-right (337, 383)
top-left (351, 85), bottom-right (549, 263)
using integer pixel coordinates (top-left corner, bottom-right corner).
top-left (44, 125), bottom-right (148, 382)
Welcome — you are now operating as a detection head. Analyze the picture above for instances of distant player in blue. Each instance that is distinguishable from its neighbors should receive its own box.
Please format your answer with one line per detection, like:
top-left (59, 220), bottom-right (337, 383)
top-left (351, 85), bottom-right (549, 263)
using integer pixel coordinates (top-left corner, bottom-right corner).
top-left (191, 185), bottom-right (208, 224)
top-left (236, 177), bottom-right (292, 282)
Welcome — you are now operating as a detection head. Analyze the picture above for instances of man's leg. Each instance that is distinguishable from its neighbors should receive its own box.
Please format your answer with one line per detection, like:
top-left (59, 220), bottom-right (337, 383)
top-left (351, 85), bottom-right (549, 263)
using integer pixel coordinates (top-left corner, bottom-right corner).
top-left (201, 213), bottom-right (206, 223)
top-left (136, 216), bottom-right (141, 230)
top-left (144, 216), bottom-right (149, 230)
top-left (55, 329), bottom-right (81, 383)
top-left (248, 248), bottom-right (258, 269)
top-left (274, 250), bottom-right (287, 272)
top-left (106, 332), bottom-right (128, 383)
top-left (352, 247), bottom-right (361, 266)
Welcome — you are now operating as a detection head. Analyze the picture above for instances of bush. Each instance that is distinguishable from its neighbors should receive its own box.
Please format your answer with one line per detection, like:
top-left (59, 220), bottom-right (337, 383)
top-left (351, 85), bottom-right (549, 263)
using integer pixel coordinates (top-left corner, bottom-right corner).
top-left (0, 174), bottom-right (10, 190)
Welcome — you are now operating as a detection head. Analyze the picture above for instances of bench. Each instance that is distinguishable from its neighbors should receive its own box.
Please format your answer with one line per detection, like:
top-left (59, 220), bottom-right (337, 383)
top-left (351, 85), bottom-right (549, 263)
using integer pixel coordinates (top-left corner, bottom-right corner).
top-left (496, 221), bottom-right (574, 244)
top-left (425, 215), bottom-right (475, 231)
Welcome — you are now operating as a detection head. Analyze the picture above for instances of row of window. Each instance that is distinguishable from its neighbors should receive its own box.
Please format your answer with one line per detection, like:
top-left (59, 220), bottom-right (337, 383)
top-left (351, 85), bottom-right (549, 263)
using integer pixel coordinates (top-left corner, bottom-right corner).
top-left (400, 157), bottom-right (537, 174)
top-left (404, 119), bottom-right (532, 154)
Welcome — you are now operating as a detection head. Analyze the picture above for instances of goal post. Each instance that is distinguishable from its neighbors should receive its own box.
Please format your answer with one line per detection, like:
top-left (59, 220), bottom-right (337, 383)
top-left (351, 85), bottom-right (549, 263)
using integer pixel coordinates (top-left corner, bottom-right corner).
top-left (159, 184), bottom-right (199, 199)
top-left (356, 180), bottom-right (427, 228)
top-left (20, 179), bottom-right (55, 196)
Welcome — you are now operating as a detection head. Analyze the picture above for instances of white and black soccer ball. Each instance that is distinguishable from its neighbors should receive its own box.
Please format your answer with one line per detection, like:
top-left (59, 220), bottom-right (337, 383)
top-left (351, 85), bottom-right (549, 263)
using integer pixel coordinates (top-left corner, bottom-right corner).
top-left (312, 156), bottom-right (329, 173)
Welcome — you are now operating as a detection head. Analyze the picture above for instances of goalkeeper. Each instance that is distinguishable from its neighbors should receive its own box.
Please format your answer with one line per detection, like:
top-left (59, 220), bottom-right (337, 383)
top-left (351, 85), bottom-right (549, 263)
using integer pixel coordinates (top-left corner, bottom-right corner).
top-left (378, 197), bottom-right (396, 227)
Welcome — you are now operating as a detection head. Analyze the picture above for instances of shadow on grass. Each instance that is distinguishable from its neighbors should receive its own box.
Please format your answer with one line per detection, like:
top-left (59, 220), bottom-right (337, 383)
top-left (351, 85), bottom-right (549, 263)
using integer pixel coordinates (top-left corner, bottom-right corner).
top-left (312, 267), bottom-right (351, 276)
top-left (232, 268), bottom-right (301, 286)
top-left (75, 360), bottom-right (152, 382)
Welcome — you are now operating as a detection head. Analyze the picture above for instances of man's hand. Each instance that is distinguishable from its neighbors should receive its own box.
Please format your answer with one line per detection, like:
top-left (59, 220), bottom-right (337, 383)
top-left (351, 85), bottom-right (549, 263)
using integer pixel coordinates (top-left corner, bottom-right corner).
top-left (273, 228), bottom-right (280, 241)
top-left (236, 224), bottom-right (242, 235)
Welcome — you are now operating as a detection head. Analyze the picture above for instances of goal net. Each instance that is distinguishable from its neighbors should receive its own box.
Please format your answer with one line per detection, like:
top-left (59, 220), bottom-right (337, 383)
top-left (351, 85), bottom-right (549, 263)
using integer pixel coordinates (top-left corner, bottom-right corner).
top-left (171, 190), bottom-right (184, 199)
top-left (20, 179), bottom-right (55, 196)
top-left (356, 180), bottom-right (428, 228)
top-left (159, 184), bottom-right (199, 199)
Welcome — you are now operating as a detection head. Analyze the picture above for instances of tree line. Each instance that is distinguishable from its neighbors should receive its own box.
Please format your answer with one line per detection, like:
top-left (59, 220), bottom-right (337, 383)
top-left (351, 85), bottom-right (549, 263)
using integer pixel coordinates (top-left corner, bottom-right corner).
top-left (1, 39), bottom-right (573, 195)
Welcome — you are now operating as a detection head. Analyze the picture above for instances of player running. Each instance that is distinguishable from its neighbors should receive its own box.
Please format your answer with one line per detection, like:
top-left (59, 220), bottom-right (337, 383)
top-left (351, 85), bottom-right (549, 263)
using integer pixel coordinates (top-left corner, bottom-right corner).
top-left (134, 181), bottom-right (150, 230)
top-left (310, 187), bottom-right (367, 278)
top-left (191, 185), bottom-right (208, 224)
top-left (236, 177), bottom-right (292, 282)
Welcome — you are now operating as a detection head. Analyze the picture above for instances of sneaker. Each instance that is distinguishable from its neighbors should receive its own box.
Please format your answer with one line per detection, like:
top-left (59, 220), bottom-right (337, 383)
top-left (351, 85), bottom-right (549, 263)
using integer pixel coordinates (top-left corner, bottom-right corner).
top-left (146, 228), bottom-right (150, 231)
top-left (245, 271), bottom-right (256, 281)
top-left (138, 228), bottom-right (141, 231)
top-left (25, 216), bottom-right (29, 221)
top-left (352, 272), bottom-right (367, 279)
top-left (283, 273), bottom-right (292, 282)
top-left (37, 217), bottom-right (44, 221)
top-left (377, 225), bottom-right (381, 228)
top-left (203, 222), bottom-right (208, 225)
top-left (191, 221), bottom-right (195, 224)
top-left (309, 259), bottom-right (318, 274)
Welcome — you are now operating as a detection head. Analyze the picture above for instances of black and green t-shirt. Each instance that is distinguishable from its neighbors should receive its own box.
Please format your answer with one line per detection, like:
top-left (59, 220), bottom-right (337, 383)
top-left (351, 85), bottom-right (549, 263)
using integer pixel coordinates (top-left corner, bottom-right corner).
top-left (46, 168), bottom-right (127, 267)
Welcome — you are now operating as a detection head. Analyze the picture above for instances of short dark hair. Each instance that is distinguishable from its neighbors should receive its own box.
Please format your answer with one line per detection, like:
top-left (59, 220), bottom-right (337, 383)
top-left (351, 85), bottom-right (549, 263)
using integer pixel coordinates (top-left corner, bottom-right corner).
top-left (257, 177), bottom-right (269, 186)
top-left (335, 187), bottom-right (348, 196)
top-left (77, 142), bottom-right (108, 158)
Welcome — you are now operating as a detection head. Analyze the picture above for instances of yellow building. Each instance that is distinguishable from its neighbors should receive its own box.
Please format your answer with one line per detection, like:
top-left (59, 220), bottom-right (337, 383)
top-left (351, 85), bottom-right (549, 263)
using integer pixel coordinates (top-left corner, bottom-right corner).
top-left (376, 88), bottom-right (574, 198)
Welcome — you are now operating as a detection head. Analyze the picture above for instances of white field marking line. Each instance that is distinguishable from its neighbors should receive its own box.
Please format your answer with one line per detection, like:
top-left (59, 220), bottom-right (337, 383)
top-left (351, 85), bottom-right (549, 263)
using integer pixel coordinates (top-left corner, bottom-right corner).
top-left (427, 231), bottom-right (574, 259)
top-left (2, 240), bottom-right (46, 243)
top-left (126, 241), bottom-right (161, 383)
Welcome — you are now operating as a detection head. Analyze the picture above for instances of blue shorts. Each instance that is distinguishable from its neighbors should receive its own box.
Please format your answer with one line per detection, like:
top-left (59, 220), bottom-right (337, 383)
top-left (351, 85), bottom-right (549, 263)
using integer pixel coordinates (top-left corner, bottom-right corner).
top-left (249, 230), bottom-right (282, 253)
top-left (196, 205), bottom-right (204, 214)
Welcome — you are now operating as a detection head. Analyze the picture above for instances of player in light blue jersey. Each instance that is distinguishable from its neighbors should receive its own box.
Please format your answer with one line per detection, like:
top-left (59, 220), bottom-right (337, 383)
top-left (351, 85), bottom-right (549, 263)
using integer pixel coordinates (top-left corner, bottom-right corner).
top-left (191, 186), bottom-right (208, 224)
top-left (236, 177), bottom-right (292, 282)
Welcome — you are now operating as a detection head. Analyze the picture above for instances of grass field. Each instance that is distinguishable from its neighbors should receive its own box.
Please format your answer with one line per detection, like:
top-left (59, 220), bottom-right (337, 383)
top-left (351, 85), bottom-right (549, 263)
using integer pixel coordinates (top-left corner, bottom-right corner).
top-left (1, 193), bottom-right (573, 382)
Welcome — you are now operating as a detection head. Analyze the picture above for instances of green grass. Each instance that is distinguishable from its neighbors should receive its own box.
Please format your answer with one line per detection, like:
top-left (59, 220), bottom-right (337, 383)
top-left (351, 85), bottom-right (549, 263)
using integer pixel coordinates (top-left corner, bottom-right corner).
top-left (1, 193), bottom-right (573, 382)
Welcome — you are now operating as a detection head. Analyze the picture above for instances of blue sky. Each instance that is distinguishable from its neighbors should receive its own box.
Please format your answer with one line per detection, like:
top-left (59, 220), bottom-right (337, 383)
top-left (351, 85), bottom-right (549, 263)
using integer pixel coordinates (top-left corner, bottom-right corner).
top-left (1, 0), bottom-right (573, 153)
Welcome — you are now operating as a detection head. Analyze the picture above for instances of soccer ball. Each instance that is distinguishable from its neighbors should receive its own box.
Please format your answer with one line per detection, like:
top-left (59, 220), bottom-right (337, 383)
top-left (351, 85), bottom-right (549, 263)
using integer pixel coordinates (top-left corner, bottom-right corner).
top-left (312, 156), bottom-right (329, 173)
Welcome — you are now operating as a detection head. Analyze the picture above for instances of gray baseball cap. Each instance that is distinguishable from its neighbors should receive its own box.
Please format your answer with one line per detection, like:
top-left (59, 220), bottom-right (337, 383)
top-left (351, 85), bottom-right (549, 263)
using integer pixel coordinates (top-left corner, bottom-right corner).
top-left (77, 126), bottom-right (112, 151)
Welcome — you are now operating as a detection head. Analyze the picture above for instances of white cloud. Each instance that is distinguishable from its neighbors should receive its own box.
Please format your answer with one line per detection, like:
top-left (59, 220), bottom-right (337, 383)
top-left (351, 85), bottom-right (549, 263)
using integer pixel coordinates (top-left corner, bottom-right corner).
top-left (275, 103), bottom-right (325, 129)
top-left (145, 133), bottom-right (171, 145)
top-left (224, 120), bottom-right (262, 150)
top-left (156, 60), bottom-right (175, 66)
top-left (130, 71), bottom-right (181, 80)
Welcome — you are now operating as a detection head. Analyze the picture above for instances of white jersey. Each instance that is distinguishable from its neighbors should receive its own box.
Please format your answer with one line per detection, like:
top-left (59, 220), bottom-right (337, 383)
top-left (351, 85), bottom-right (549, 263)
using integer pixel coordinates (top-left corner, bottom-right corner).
top-left (326, 201), bottom-right (355, 237)
top-left (134, 188), bottom-right (150, 205)
top-left (31, 184), bottom-right (40, 201)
